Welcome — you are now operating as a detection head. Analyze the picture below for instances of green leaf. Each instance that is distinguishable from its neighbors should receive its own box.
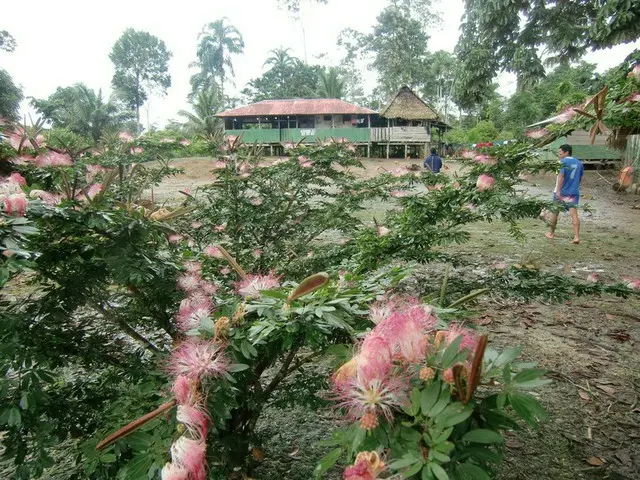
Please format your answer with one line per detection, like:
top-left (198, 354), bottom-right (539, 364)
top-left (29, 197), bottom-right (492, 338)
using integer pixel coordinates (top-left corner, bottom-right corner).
top-left (314, 448), bottom-right (342, 478)
top-left (403, 461), bottom-right (424, 478)
top-left (389, 456), bottom-right (421, 470)
top-left (502, 363), bottom-right (511, 386)
top-left (429, 451), bottom-right (451, 463)
top-left (508, 392), bottom-right (548, 426)
top-left (430, 463), bottom-right (450, 480)
top-left (7, 407), bottom-right (21, 427)
top-left (352, 426), bottom-right (366, 452)
top-left (198, 317), bottom-right (214, 334)
top-left (434, 441), bottom-right (454, 455)
top-left (121, 454), bottom-right (153, 479)
top-left (456, 463), bottom-right (491, 480)
top-left (462, 429), bottom-right (504, 444)
top-left (428, 390), bottom-right (451, 418)
top-left (512, 369), bottom-right (547, 384)
top-left (411, 387), bottom-right (422, 416)
top-left (494, 347), bottom-right (523, 367)
top-left (99, 453), bottom-right (117, 463)
top-left (441, 336), bottom-right (463, 368)
top-left (421, 380), bottom-right (441, 415)
top-left (433, 427), bottom-right (453, 445)
top-left (438, 403), bottom-right (473, 428)
top-left (228, 364), bottom-right (250, 373)
top-left (261, 290), bottom-right (289, 300)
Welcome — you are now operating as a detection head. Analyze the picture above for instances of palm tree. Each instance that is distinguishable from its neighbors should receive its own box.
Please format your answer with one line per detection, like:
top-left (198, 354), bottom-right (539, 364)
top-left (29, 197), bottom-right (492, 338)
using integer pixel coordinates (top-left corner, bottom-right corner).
top-left (178, 86), bottom-right (223, 138)
top-left (317, 67), bottom-right (346, 99)
top-left (192, 18), bottom-right (244, 107)
top-left (263, 48), bottom-right (297, 70)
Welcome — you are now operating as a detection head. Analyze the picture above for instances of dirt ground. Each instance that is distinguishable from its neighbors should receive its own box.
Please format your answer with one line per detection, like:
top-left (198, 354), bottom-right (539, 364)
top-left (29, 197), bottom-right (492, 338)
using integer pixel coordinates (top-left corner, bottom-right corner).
top-left (160, 157), bottom-right (640, 479)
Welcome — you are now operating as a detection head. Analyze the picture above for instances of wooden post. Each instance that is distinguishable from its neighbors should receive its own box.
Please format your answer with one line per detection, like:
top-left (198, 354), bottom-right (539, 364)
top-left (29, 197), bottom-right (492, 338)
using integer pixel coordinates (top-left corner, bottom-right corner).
top-left (270, 145), bottom-right (274, 156)
top-left (367, 143), bottom-right (371, 158)
top-left (332, 115), bottom-right (335, 128)
top-left (386, 143), bottom-right (390, 159)
top-left (404, 144), bottom-right (408, 159)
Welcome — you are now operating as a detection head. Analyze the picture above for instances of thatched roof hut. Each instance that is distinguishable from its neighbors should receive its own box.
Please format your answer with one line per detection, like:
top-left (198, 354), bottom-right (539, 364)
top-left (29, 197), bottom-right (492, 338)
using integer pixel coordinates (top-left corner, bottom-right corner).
top-left (380, 86), bottom-right (447, 128)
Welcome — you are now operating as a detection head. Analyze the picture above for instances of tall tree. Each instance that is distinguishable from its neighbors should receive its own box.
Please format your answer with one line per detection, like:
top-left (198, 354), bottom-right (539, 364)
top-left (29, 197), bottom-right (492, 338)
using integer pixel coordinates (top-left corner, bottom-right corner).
top-left (317, 67), bottom-right (346, 99)
top-left (178, 86), bottom-right (222, 137)
top-left (336, 28), bottom-right (366, 104)
top-left (0, 31), bottom-right (22, 121)
top-left (31, 84), bottom-right (131, 143)
top-left (453, 0), bottom-right (640, 109)
top-left (368, 6), bottom-right (430, 97)
top-left (421, 50), bottom-right (457, 122)
top-left (263, 48), bottom-right (296, 71)
top-left (0, 69), bottom-right (22, 122)
top-left (191, 19), bottom-right (244, 105)
top-left (109, 28), bottom-right (172, 132)
top-left (0, 30), bottom-right (17, 52)
top-left (242, 60), bottom-right (321, 102)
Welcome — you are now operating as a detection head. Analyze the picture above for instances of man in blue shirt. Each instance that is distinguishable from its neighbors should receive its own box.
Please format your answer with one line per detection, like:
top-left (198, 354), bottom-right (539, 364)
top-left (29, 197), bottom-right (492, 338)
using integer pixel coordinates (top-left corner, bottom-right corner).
top-left (545, 144), bottom-right (584, 244)
top-left (424, 148), bottom-right (443, 173)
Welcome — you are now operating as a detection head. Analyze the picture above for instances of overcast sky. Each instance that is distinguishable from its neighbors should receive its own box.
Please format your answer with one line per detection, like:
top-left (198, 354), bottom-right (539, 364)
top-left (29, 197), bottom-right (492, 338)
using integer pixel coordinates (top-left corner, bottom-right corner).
top-left (2, 0), bottom-right (639, 129)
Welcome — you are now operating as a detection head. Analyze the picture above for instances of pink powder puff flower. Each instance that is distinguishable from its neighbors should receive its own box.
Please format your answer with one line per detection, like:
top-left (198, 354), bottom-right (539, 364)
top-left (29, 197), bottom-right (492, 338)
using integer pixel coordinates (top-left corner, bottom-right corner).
top-left (235, 273), bottom-right (280, 298)
top-left (376, 225), bottom-right (390, 237)
top-left (183, 261), bottom-right (202, 274)
top-left (199, 281), bottom-right (219, 295)
top-left (85, 164), bottom-right (106, 183)
top-left (85, 183), bottom-right (104, 200)
top-left (476, 174), bottom-right (495, 191)
top-left (306, 251), bottom-right (314, 258)
top-left (627, 64), bottom-right (640, 80)
top-left (12, 155), bottom-right (35, 165)
top-left (172, 375), bottom-right (196, 406)
top-left (34, 134), bottom-right (46, 147)
top-left (625, 278), bottom-right (640, 290)
top-left (191, 221), bottom-right (203, 229)
top-left (334, 368), bottom-right (409, 427)
top-left (35, 151), bottom-right (73, 167)
top-left (29, 189), bottom-right (62, 206)
top-left (373, 304), bottom-right (436, 363)
top-left (553, 105), bottom-right (577, 124)
top-left (131, 147), bottom-right (144, 155)
top-left (220, 266), bottom-right (232, 276)
top-left (390, 190), bottom-right (409, 198)
top-left (168, 436), bottom-right (207, 480)
top-left (213, 160), bottom-right (227, 169)
top-left (2, 193), bottom-right (27, 216)
top-left (169, 338), bottom-right (230, 380)
top-left (460, 149), bottom-right (476, 160)
top-left (176, 404), bottom-right (209, 440)
top-left (177, 273), bottom-right (202, 293)
top-left (442, 324), bottom-right (478, 353)
top-left (625, 92), bottom-right (640, 102)
top-left (358, 334), bottom-right (393, 382)
top-left (250, 197), bottom-right (262, 206)
top-left (203, 245), bottom-right (224, 259)
top-left (176, 302), bottom-right (210, 329)
top-left (390, 167), bottom-right (410, 177)
top-left (160, 138), bottom-right (175, 143)
top-left (283, 142), bottom-right (296, 150)
top-left (347, 144), bottom-right (356, 153)
top-left (8, 132), bottom-right (25, 151)
top-left (7, 172), bottom-right (26, 186)
top-left (160, 463), bottom-right (189, 480)
top-left (118, 131), bottom-right (134, 142)
top-left (369, 299), bottom-right (396, 325)
top-left (491, 261), bottom-right (508, 270)
top-left (168, 234), bottom-right (184, 244)
top-left (179, 139), bottom-right (192, 147)
top-left (298, 156), bottom-right (312, 168)
top-left (586, 273), bottom-right (599, 283)
top-left (253, 249), bottom-right (262, 257)
top-left (473, 154), bottom-right (497, 165)
top-left (343, 451), bottom-right (385, 480)
top-left (525, 128), bottom-right (550, 139)
top-left (214, 223), bottom-right (227, 233)
top-left (239, 163), bottom-right (252, 175)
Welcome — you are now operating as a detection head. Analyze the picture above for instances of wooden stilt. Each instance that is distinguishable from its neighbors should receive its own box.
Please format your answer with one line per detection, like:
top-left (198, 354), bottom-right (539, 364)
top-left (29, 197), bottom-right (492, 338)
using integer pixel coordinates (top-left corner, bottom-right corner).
top-left (386, 143), bottom-right (390, 159)
top-left (404, 144), bottom-right (408, 159)
top-left (270, 145), bottom-right (274, 157)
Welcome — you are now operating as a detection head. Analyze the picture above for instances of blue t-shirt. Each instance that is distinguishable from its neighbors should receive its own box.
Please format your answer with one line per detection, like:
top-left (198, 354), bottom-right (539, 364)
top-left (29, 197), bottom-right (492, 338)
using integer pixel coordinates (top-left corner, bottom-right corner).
top-left (559, 156), bottom-right (584, 196)
top-left (424, 154), bottom-right (442, 173)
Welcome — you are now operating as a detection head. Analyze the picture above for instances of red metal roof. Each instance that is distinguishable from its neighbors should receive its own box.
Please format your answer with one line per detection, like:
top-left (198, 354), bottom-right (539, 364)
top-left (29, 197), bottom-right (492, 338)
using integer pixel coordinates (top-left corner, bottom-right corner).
top-left (216, 99), bottom-right (376, 117)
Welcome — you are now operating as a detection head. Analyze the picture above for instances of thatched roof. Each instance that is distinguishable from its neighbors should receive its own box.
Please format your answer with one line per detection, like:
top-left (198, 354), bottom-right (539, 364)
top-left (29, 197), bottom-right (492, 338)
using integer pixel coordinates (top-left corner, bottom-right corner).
top-left (380, 86), bottom-right (440, 121)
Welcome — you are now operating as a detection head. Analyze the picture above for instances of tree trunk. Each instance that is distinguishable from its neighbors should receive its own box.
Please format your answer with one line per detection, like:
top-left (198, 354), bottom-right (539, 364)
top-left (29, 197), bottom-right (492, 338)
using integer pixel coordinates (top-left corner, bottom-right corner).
top-left (135, 73), bottom-right (141, 134)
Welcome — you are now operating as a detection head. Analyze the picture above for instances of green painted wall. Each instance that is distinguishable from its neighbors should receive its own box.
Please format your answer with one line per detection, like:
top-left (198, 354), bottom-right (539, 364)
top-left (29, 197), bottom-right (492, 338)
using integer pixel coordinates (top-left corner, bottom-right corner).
top-left (538, 136), bottom-right (622, 161)
top-left (225, 128), bottom-right (371, 144)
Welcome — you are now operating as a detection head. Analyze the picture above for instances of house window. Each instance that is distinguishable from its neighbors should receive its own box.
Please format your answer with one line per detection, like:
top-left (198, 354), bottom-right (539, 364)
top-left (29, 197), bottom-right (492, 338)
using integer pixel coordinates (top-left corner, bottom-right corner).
top-left (342, 115), bottom-right (351, 122)
top-left (323, 115), bottom-right (332, 121)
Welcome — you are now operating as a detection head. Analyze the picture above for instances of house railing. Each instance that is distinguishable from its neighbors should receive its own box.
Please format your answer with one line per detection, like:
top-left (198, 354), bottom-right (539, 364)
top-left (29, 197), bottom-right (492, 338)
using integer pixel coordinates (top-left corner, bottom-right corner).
top-left (225, 127), bottom-right (431, 144)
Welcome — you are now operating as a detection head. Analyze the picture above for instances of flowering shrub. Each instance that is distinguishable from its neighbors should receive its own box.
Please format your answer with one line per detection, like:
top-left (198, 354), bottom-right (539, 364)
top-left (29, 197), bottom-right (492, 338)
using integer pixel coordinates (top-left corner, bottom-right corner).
top-left (315, 298), bottom-right (550, 479)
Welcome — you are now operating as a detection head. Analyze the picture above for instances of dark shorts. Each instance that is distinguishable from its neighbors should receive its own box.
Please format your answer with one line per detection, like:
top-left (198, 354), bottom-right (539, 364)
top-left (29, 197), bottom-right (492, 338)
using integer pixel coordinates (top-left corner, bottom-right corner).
top-left (553, 193), bottom-right (579, 211)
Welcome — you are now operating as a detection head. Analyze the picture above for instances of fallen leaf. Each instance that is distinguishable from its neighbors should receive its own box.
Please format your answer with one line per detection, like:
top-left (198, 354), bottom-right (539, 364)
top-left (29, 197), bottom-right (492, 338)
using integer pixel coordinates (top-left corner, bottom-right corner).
top-left (475, 317), bottom-right (493, 326)
top-left (586, 456), bottom-right (604, 466)
top-left (596, 385), bottom-right (616, 395)
top-left (605, 314), bottom-right (617, 321)
top-left (579, 391), bottom-right (591, 402)
top-left (505, 437), bottom-right (523, 449)
top-left (251, 448), bottom-right (265, 462)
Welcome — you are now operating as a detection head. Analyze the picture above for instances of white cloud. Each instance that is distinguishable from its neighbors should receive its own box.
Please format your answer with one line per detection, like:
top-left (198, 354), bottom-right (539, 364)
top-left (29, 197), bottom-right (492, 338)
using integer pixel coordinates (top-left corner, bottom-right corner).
top-left (1, 0), bottom-right (638, 128)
